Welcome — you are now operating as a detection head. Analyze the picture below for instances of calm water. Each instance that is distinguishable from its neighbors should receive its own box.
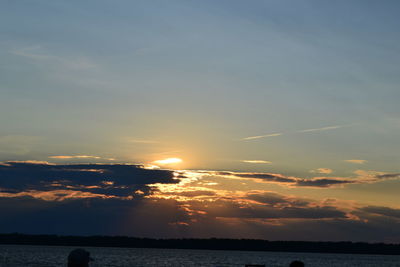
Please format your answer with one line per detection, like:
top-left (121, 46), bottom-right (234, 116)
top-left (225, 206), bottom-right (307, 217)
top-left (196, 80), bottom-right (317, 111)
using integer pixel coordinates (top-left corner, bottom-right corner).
top-left (0, 245), bottom-right (399, 267)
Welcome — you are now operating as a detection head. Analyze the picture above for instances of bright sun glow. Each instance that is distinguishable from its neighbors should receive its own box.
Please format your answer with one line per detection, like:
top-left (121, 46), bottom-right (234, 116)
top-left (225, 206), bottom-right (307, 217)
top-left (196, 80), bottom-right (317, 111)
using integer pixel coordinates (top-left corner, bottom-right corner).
top-left (153, 158), bottom-right (183, 165)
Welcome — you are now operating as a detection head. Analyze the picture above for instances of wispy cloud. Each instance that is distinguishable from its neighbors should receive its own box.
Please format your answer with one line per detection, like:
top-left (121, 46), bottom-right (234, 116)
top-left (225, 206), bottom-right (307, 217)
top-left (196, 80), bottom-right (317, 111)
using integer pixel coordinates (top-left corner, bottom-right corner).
top-left (298, 125), bottom-right (346, 133)
top-left (128, 139), bottom-right (160, 144)
top-left (49, 155), bottom-right (103, 160)
top-left (310, 168), bottom-right (333, 174)
top-left (11, 46), bottom-right (96, 70)
top-left (345, 159), bottom-right (367, 164)
top-left (241, 133), bottom-right (282, 141)
top-left (0, 135), bottom-right (42, 155)
top-left (241, 160), bottom-right (272, 164)
top-left (11, 45), bottom-right (50, 60)
top-left (7, 160), bottom-right (53, 165)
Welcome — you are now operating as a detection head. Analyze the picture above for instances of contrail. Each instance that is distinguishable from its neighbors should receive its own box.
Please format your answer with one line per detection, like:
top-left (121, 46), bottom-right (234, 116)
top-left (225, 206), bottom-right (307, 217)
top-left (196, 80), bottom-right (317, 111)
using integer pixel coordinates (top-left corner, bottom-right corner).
top-left (242, 124), bottom-right (351, 141)
top-left (298, 125), bottom-right (346, 133)
top-left (242, 133), bottom-right (282, 141)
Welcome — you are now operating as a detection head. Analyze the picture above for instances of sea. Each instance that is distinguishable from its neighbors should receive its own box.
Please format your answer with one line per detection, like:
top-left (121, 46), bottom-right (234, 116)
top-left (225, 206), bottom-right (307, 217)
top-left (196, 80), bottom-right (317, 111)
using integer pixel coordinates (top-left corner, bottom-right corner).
top-left (0, 245), bottom-right (399, 267)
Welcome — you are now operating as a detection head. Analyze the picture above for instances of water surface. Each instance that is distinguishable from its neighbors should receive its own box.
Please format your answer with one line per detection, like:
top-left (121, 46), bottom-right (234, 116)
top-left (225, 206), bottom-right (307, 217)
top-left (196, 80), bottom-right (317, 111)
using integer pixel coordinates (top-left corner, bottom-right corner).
top-left (0, 245), bottom-right (399, 267)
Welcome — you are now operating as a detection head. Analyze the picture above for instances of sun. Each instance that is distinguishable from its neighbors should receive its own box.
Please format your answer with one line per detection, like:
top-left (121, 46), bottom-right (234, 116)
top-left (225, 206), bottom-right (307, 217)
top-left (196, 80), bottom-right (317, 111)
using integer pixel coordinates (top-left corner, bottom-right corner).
top-left (153, 158), bottom-right (183, 165)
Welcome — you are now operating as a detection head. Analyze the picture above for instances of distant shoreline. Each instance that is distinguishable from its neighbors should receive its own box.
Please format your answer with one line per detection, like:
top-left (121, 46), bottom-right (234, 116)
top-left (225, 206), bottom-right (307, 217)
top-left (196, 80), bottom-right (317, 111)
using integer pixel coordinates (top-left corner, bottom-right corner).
top-left (1, 233), bottom-right (399, 255)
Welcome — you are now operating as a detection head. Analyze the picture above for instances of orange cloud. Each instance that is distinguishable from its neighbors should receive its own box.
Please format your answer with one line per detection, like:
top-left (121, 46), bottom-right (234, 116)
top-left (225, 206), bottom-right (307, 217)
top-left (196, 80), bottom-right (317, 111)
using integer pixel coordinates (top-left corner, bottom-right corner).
top-left (0, 189), bottom-right (115, 201)
top-left (49, 155), bottom-right (101, 159)
top-left (345, 159), bottom-right (367, 164)
top-left (241, 160), bottom-right (272, 164)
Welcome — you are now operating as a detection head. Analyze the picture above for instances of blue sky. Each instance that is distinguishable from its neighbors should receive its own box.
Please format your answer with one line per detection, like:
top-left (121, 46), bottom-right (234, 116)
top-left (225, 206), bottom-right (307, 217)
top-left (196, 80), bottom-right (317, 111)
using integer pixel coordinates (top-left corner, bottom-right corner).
top-left (1, 1), bottom-right (400, 241)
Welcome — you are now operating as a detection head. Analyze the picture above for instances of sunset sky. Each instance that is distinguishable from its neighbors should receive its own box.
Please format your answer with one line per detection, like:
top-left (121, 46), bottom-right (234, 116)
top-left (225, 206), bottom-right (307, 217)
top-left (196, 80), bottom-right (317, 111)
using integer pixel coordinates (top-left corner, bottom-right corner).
top-left (1, 0), bottom-right (400, 242)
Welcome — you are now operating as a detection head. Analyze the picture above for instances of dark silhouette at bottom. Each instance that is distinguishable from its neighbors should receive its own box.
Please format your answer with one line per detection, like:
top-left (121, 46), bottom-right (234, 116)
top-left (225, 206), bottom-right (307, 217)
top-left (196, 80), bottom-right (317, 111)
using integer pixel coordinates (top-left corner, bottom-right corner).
top-left (68, 249), bottom-right (94, 267)
top-left (244, 260), bottom-right (304, 267)
top-left (66, 248), bottom-right (304, 266)
top-left (1, 233), bottom-right (399, 255)
top-left (290, 260), bottom-right (305, 267)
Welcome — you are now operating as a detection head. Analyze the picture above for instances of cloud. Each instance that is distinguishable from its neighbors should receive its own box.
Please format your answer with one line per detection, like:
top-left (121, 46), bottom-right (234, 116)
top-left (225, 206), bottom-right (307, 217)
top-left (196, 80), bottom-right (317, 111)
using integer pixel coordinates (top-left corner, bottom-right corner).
top-left (0, 162), bottom-right (178, 198)
top-left (49, 155), bottom-right (116, 161)
top-left (0, 189), bottom-right (113, 202)
top-left (128, 139), bottom-right (160, 144)
top-left (5, 160), bottom-right (53, 165)
top-left (145, 181), bottom-right (400, 241)
top-left (241, 124), bottom-right (351, 142)
top-left (11, 46), bottom-right (96, 70)
top-left (360, 206), bottom-right (400, 219)
top-left (146, 190), bottom-right (353, 236)
top-left (49, 155), bottom-right (102, 159)
top-left (200, 199), bottom-right (348, 220)
top-left (345, 159), bottom-right (367, 164)
top-left (241, 133), bottom-right (282, 141)
top-left (0, 162), bottom-right (194, 236)
top-left (294, 178), bottom-right (354, 188)
top-left (298, 125), bottom-right (346, 133)
top-left (241, 160), bottom-right (272, 164)
top-left (0, 196), bottom-right (191, 237)
top-left (310, 168), bottom-right (333, 174)
top-left (0, 135), bottom-right (42, 155)
top-left (166, 190), bottom-right (217, 198)
top-left (375, 173), bottom-right (400, 180)
top-left (0, 189), bottom-right (356, 240)
top-left (212, 169), bottom-right (400, 188)
top-left (245, 191), bottom-right (308, 206)
top-left (199, 212), bottom-right (400, 242)
top-left (215, 171), bottom-right (352, 188)
top-left (1, 162), bottom-right (400, 241)
top-left (151, 187), bottom-right (350, 222)
top-left (223, 172), bottom-right (296, 184)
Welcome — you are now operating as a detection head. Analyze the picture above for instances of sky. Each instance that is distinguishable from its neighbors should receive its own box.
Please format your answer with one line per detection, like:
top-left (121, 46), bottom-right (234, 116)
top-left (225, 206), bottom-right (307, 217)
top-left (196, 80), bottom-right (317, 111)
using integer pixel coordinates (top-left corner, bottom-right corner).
top-left (1, 0), bottom-right (400, 242)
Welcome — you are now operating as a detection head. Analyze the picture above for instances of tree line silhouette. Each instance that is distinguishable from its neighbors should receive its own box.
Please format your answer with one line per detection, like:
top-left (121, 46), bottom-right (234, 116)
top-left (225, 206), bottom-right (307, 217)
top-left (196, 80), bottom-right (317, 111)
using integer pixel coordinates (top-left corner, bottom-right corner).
top-left (1, 233), bottom-right (399, 255)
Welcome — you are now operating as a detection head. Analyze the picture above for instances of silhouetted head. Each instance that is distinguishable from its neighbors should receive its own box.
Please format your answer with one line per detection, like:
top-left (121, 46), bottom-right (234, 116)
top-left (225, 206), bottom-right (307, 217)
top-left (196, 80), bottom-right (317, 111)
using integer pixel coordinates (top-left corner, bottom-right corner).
top-left (68, 248), bottom-right (93, 267)
top-left (290, 260), bottom-right (304, 267)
